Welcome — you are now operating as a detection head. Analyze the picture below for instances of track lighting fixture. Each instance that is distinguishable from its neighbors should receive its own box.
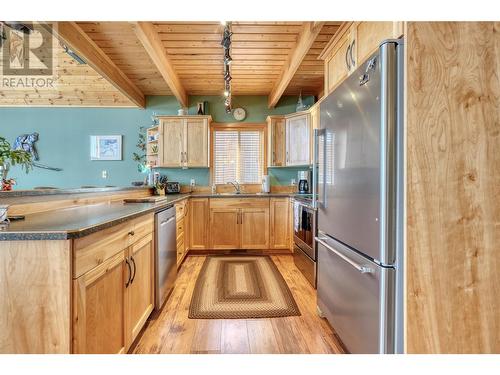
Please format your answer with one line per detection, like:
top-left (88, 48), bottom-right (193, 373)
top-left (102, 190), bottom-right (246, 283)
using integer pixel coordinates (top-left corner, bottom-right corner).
top-left (221, 22), bottom-right (233, 112)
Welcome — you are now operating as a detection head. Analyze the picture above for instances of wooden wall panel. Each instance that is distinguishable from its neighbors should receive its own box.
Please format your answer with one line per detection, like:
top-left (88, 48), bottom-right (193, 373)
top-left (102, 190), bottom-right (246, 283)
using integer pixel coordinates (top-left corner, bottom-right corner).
top-left (406, 22), bottom-right (500, 353)
top-left (0, 240), bottom-right (72, 353)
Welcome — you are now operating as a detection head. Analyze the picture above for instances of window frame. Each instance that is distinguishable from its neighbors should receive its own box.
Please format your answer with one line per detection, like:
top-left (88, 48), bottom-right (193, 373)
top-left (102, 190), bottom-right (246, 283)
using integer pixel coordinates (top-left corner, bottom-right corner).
top-left (210, 122), bottom-right (268, 186)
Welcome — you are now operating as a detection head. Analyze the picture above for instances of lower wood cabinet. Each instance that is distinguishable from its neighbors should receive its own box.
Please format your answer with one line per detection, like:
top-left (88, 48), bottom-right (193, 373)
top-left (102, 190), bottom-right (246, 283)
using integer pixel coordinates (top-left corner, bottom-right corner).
top-left (72, 214), bottom-right (154, 354)
top-left (209, 208), bottom-right (240, 249)
top-left (189, 198), bottom-right (209, 250)
top-left (208, 198), bottom-right (273, 250)
top-left (270, 197), bottom-right (291, 249)
top-left (73, 251), bottom-right (127, 354)
top-left (125, 233), bottom-right (154, 345)
top-left (240, 208), bottom-right (270, 249)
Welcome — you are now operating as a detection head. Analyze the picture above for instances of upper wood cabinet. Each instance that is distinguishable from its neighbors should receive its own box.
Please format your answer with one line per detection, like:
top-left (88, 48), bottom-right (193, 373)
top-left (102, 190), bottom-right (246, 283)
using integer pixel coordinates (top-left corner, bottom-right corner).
top-left (286, 112), bottom-right (311, 166)
top-left (267, 115), bottom-right (286, 167)
top-left (189, 198), bottom-right (209, 250)
top-left (158, 115), bottom-right (211, 168)
top-left (321, 21), bottom-right (404, 95)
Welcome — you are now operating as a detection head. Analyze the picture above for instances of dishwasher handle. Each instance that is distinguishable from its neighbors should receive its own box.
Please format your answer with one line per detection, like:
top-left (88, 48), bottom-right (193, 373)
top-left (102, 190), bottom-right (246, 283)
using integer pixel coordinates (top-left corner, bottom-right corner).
top-left (315, 236), bottom-right (374, 274)
top-left (160, 216), bottom-right (176, 226)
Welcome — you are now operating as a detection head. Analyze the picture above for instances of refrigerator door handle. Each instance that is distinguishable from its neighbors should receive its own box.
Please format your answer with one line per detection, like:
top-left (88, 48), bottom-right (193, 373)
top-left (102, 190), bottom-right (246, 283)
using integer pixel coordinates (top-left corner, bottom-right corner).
top-left (314, 128), bottom-right (326, 209)
top-left (315, 236), bottom-right (374, 274)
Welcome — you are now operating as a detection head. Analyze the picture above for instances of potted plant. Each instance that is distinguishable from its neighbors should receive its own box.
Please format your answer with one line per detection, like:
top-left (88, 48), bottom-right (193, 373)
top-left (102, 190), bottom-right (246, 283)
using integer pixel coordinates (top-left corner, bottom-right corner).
top-left (0, 136), bottom-right (33, 182)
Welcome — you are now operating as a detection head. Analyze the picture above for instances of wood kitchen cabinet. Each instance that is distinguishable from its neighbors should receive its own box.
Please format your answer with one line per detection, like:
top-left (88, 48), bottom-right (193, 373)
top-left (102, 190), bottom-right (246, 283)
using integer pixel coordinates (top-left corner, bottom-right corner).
top-left (286, 112), bottom-right (311, 166)
top-left (269, 197), bottom-right (291, 250)
top-left (175, 199), bottom-right (189, 265)
top-left (321, 21), bottom-right (404, 95)
top-left (209, 198), bottom-right (270, 250)
top-left (189, 198), bottom-right (209, 250)
top-left (209, 208), bottom-right (240, 249)
top-left (240, 207), bottom-right (269, 249)
top-left (158, 116), bottom-right (211, 168)
top-left (72, 213), bottom-right (154, 354)
top-left (73, 251), bottom-right (127, 354)
top-left (125, 233), bottom-right (154, 345)
top-left (267, 115), bottom-right (286, 167)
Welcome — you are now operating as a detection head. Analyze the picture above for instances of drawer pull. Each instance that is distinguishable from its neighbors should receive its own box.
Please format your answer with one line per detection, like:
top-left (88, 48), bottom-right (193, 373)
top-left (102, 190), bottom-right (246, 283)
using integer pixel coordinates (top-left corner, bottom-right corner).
top-left (125, 258), bottom-right (132, 288)
top-left (128, 230), bottom-right (135, 236)
top-left (130, 256), bottom-right (137, 284)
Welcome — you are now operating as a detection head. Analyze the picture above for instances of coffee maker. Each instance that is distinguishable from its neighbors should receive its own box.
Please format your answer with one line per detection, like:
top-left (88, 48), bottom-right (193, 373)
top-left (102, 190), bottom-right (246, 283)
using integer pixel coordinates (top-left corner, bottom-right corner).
top-left (297, 170), bottom-right (311, 194)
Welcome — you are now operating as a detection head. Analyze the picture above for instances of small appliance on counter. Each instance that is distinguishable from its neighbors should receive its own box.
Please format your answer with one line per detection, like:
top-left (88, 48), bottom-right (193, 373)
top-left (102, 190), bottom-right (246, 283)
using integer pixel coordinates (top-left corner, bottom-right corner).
top-left (297, 170), bottom-right (311, 194)
top-left (261, 175), bottom-right (270, 193)
top-left (165, 181), bottom-right (181, 194)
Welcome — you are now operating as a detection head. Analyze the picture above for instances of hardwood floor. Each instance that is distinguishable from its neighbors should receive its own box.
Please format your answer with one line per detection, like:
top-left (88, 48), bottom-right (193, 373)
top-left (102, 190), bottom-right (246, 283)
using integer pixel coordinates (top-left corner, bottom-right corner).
top-left (131, 255), bottom-right (346, 354)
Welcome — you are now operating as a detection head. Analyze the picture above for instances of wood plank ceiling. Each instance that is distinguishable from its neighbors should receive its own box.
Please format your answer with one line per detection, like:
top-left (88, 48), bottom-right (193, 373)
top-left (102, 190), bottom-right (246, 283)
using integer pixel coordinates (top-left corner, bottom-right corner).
top-left (0, 21), bottom-right (341, 107)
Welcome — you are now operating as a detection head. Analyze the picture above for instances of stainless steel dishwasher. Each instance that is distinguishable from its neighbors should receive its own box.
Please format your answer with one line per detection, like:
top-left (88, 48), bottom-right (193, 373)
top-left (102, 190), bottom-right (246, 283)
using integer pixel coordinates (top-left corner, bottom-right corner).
top-left (155, 206), bottom-right (177, 310)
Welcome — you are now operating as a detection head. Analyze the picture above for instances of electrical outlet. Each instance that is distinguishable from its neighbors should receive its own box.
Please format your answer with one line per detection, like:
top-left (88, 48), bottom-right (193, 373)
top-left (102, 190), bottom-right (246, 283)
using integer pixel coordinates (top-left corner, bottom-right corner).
top-left (190, 178), bottom-right (196, 187)
top-left (102, 170), bottom-right (107, 179)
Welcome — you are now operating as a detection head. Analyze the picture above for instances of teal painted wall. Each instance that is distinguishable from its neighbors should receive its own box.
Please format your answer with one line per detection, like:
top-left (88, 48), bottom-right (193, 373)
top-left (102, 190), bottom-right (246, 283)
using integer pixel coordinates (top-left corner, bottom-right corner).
top-left (0, 95), bottom-right (314, 189)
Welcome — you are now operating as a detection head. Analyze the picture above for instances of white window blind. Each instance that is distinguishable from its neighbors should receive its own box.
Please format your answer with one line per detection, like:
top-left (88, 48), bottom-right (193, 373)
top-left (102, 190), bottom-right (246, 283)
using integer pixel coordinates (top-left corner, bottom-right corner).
top-left (213, 129), bottom-right (263, 184)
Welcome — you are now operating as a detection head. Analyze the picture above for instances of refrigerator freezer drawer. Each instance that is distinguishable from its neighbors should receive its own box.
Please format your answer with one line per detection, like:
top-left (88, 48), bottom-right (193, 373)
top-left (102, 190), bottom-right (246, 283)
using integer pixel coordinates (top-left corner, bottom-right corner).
top-left (316, 235), bottom-right (395, 353)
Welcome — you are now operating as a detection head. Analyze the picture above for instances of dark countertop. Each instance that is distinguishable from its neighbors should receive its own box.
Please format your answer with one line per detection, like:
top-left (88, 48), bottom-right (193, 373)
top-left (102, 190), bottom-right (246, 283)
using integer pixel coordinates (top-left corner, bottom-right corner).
top-left (0, 192), bottom-right (305, 241)
top-left (0, 185), bottom-right (152, 198)
top-left (0, 194), bottom-right (189, 241)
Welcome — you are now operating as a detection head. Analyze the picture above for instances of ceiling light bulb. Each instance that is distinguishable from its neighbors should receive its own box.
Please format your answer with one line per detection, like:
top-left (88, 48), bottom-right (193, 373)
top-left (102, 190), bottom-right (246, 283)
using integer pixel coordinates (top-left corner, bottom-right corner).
top-left (224, 90), bottom-right (229, 97)
top-left (220, 21), bottom-right (227, 26)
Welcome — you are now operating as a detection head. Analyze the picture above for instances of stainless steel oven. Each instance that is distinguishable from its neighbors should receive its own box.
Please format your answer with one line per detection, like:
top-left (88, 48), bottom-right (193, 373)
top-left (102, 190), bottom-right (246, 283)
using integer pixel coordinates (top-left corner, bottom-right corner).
top-left (293, 197), bottom-right (317, 287)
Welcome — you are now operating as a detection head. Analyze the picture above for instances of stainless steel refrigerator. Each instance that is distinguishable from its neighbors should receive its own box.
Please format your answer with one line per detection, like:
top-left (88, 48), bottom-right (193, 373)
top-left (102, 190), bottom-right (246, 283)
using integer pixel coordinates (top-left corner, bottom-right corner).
top-left (313, 40), bottom-right (404, 354)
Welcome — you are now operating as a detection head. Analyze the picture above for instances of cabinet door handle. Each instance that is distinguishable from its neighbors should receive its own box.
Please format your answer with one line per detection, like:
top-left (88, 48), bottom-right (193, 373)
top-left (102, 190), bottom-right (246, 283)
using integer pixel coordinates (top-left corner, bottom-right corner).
top-left (350, 40), bottom-right (356, 67)
top-left (130, 256), bottom-right (136, 284)
top-left (125, 257), bottom-right (132, 288)
top-left (128, 230), bottom-right (135, 236)
top-left (345, 43), bottom-right (351, 70)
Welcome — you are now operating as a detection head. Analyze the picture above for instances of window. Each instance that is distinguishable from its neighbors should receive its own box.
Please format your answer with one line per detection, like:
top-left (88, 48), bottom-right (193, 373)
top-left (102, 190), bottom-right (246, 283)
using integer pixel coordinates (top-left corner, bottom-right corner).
top-left (212, 126), bottom-right (265, 185)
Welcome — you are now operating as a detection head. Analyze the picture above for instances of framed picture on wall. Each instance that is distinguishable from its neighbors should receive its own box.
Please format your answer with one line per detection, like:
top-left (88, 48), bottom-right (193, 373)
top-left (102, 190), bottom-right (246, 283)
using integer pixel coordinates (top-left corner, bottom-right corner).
top-left (90, 135), bottom-right (122, 161)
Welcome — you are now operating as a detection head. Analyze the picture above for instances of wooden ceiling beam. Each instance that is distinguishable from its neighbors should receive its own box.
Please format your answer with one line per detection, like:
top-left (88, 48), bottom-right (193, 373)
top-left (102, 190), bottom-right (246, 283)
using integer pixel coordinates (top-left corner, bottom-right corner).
top-left (268, 21), bottom-right (325, 108)
top-left (133, 22), bottom-right (188, 107)
top-left (53, 22), bottom-right (146, 108)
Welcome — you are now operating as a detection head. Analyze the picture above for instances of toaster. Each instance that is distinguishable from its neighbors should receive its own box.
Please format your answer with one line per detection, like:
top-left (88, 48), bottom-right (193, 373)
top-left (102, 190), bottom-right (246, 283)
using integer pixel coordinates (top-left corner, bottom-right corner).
top-left (165, 182), bottom-right (180, 194)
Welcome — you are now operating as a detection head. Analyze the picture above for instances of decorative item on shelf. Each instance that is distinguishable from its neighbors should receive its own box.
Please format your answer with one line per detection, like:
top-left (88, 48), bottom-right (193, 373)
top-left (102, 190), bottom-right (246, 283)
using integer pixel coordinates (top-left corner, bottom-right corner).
top-left (220, 21), bottom-right (233, 114)
top-left (90, 135), bottom-right (122, 161)
top-left (178, 108), bottom-right (187, 116)
top-left (197, 102), bottom-right (204, 115)
top-left (151, 144), bottom-right (158, 154)
top-left (151, 111), bottom-right (159, 126)
top-left (12, 133), bottom-right (61, 171)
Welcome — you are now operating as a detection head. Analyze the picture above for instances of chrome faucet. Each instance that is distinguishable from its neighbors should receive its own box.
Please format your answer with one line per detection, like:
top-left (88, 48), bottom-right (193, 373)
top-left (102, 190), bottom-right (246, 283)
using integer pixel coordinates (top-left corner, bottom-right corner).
top-left (227, 181), bottom-right (241, 194)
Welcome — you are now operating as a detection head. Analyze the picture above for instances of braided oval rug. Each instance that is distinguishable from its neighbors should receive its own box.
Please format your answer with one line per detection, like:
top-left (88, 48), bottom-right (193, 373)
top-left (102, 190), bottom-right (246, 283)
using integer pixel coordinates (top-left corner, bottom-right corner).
top-left (189, 255), bottom-right (300, 319)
